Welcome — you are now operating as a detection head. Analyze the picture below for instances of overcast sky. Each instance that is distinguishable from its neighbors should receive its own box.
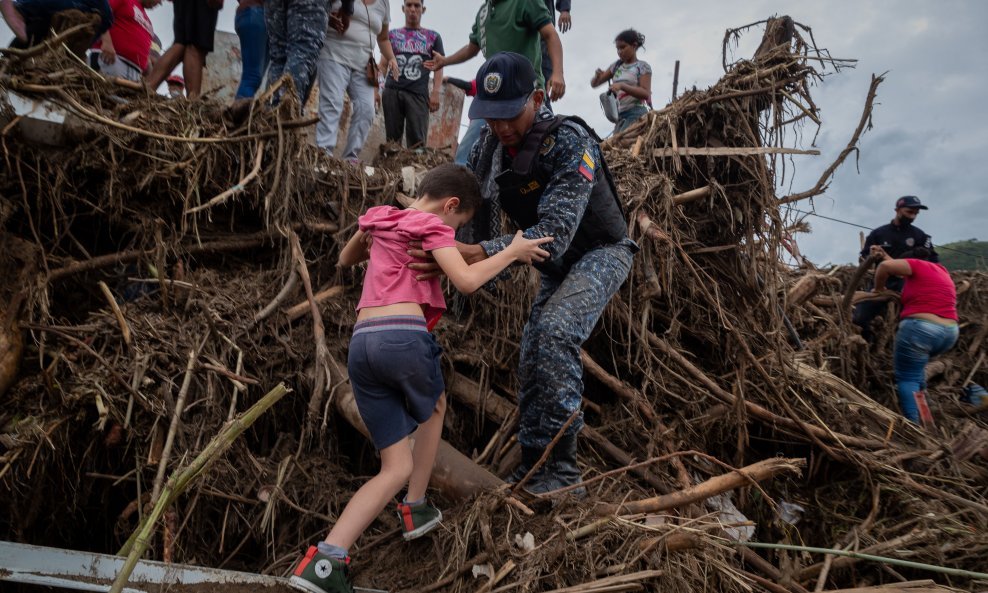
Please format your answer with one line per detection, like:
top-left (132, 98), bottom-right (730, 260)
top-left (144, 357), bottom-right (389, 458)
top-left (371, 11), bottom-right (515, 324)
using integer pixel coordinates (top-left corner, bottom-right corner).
top-left (4, 1), bottom-right (986, 265)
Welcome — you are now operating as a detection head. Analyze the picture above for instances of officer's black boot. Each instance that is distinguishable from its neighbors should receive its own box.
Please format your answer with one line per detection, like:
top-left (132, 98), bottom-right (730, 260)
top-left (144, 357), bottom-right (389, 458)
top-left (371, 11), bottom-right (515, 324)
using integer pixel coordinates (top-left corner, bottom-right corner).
top-left (508, 445), bottom-right (545, 485)
top-left (524, 433), bottom-right (586, 498)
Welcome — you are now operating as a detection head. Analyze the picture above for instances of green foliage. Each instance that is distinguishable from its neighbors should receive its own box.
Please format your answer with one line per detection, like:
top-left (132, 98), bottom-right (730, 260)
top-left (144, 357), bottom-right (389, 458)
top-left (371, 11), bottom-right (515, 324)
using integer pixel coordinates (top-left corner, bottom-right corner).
top-left (938, 239), bottom-right (988, 271)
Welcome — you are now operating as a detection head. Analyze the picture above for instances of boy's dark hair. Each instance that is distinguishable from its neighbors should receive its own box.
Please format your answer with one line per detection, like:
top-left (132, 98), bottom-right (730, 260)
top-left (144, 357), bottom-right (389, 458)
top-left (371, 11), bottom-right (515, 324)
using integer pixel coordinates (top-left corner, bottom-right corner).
top-left (615, 29), bottom-right (645, 48)
top-left (417, 163), bottom-right (483, 213)
top-left (900, 247), bottom-right (933, 261)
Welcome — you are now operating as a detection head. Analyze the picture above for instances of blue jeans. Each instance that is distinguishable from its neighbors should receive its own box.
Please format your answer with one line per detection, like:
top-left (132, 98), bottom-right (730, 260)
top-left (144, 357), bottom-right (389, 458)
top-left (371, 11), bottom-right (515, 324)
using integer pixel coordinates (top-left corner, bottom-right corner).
top-left (893, 318), bottom-right (958, 422)
top-left (454, 118), bottom-right (486, 165)
top-left (614, 105), bottom-right (648, 134)
top-left (235, 6), bottom-right (267, 99)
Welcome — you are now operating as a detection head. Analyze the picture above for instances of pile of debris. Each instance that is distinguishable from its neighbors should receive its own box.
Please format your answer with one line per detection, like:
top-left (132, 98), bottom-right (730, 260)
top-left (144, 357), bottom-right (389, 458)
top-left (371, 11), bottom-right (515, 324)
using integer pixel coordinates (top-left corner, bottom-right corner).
top-left (1, 16), bottom-right (986, 593)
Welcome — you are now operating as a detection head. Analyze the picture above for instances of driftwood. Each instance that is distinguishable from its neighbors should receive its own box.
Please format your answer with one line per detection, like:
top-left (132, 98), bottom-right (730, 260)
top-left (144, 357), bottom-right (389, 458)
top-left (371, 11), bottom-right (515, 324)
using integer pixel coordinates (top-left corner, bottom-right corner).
top-left (596, 458), bottom-right (805, 516)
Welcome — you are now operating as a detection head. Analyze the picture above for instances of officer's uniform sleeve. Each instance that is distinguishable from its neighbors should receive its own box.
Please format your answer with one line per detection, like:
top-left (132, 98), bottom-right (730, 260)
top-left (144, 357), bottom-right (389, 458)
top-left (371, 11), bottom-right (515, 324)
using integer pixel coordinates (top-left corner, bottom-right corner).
top-left (479, 125), bottom-right (595, 261)
top-left (556, 0), bottom-right (571, 12)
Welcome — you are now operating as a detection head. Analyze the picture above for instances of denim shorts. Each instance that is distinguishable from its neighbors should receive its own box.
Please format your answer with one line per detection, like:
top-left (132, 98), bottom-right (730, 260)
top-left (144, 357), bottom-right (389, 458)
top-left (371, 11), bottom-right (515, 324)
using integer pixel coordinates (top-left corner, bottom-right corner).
top-left (347, 316), bottom-right (444, 450)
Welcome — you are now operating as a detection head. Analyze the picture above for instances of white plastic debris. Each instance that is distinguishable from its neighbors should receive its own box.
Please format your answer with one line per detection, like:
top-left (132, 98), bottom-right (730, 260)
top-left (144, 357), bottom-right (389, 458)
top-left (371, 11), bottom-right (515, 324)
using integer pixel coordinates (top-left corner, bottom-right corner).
top-left (775, 500), bottom-right (806, 526)
top-left (514, 532), bottom-right (536, 552)
top-left (705, 492), bottom-right (754, 542)
top-left (471, 563), bottom-right (494, 579)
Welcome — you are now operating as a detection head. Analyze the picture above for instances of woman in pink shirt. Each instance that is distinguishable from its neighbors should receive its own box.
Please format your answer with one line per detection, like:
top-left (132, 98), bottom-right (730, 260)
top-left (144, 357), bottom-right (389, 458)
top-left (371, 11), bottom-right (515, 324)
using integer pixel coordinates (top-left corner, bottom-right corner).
top-left (289, 164), bottom-right (551, 593)
top-left (873, 247), bottom-right (958, 425)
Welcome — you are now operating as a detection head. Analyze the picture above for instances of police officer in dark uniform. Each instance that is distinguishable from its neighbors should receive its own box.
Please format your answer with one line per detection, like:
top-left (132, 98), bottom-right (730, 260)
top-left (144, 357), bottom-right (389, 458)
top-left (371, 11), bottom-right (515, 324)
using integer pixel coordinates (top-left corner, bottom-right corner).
top-left (457, 52), bottom-right (637, 495)
top-left (854, 195), bottom-right (938, 340)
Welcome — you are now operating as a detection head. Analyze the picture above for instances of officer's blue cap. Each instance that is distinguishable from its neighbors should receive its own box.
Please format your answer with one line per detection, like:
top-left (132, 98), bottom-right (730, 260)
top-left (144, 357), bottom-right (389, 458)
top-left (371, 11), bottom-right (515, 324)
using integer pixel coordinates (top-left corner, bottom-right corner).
top-left (469, 52), bottom-right (538, 120)
top-left (896, 195), bottom-right (928, 210)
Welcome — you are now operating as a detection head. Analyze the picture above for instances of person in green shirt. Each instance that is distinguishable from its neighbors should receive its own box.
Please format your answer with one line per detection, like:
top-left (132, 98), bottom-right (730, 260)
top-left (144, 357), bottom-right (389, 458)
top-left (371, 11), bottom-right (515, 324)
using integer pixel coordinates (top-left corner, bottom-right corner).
top-left (425, 0), bottom-right (565, 102)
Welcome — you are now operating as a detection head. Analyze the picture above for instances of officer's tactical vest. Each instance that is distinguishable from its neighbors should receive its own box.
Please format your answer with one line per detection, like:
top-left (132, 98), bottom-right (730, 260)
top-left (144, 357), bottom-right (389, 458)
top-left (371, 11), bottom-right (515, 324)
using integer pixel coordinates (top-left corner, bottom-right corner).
top-left (476, 116), bottom-right (627, 277)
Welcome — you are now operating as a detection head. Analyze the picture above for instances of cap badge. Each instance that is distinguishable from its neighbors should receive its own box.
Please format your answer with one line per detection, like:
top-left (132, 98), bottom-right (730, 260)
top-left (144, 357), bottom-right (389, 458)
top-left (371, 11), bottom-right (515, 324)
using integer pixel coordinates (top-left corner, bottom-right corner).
top-left (484, 72), bottom-right (503, 94)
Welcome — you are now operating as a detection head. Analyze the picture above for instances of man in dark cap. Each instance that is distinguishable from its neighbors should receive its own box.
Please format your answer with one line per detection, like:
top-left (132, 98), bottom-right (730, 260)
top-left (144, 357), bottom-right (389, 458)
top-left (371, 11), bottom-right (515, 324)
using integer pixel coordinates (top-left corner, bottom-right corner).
top-left (854, 195), bottom-right (939, 341)
top-left (423, 52), bottom-right (636, 495)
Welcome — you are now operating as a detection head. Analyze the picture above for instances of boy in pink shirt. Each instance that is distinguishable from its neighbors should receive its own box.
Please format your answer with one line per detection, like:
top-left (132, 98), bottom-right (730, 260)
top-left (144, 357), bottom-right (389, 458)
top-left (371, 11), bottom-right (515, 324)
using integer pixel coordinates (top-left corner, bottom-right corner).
top-left (289, 164), bottom-right (551, 593)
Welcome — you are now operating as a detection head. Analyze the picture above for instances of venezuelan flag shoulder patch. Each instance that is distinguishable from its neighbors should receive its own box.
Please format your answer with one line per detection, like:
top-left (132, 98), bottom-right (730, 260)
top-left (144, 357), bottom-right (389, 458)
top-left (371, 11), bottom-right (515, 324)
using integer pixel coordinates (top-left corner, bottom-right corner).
top-left (578, 151), bottom-right (595, 181)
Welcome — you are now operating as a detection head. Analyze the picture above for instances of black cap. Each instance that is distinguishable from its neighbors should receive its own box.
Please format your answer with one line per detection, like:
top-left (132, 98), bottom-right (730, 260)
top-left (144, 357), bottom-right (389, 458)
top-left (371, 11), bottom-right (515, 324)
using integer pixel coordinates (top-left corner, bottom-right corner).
top-left (469, 52), bottom-right (537, 120)
top-left (895, 195), bottom-right (928, 210)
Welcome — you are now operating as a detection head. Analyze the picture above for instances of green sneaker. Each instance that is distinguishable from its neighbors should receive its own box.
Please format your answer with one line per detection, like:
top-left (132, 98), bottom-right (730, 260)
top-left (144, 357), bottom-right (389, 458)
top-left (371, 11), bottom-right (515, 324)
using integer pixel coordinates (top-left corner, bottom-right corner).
top-left (396, 501), bottom-right (442, 540)
top-left (288, 546), bottom-right (354, 593)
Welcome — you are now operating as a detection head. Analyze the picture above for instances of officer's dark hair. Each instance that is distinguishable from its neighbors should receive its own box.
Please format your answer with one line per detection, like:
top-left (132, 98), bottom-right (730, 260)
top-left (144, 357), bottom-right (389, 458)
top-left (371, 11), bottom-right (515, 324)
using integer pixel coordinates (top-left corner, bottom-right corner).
top-left (615, 29), bottom-right (645, 49)
top-left (900, 247), bottom-right (933, 262)
top-left (417, 163), bottom-right (483, 214)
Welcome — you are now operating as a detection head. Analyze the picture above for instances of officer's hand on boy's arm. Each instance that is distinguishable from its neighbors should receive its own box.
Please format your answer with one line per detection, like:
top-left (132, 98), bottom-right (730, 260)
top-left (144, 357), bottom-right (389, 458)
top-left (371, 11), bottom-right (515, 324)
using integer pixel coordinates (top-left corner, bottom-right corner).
top-left (506, 231), bottom-right (553, 264)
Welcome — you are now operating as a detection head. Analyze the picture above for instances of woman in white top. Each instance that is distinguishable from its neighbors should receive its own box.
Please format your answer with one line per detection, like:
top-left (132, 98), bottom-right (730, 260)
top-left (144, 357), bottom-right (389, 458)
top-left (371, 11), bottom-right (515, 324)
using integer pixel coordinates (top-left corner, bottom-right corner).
top-left (316, 0), bottom-right (399, 162)
top-left (591, 29), bottom-right (652, 134)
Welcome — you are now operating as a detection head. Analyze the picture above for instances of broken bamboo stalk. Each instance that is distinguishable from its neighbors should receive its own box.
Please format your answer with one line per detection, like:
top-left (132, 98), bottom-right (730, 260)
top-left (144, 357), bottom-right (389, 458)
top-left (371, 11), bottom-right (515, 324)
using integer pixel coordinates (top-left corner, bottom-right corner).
top-left (740, 541), bottom-right (988, 580)
top-left (112, 383), bottom-right (291, 593)
top-left (596, 457), bottom-right (804, 516)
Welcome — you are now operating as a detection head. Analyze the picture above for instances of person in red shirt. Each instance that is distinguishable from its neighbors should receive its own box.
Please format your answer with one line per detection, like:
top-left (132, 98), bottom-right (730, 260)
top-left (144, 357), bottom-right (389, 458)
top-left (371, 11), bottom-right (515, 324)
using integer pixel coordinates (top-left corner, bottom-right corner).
top-left (873, 247), bottom-right (958, 426)
top-left (90, 0), bottom-right (159, 81)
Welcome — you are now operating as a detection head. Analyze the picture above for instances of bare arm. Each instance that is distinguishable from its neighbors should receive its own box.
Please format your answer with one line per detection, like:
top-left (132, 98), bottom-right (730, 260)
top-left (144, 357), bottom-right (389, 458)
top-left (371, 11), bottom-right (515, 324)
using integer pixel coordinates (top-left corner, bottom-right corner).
top-left (430, 65), bottom-right (444, 112)
top-left (377, 23), bottom-right (399, 80)
top-left (338, 230), bottom-right (371, 267)
top-left (430, 232), bottom-right (552, 294)
top-left (539, 24), bottom-right (565, 100)
top-left (1, 0), bottom-right (27, 41)
top-left (590, 66), bottom-right (614, 88)
top-left (874, 259), bottom-right (913, 292)
top-left (613, 72), bottom-right (651, 101)
top-left (426, 42), bottom-right (480, 71)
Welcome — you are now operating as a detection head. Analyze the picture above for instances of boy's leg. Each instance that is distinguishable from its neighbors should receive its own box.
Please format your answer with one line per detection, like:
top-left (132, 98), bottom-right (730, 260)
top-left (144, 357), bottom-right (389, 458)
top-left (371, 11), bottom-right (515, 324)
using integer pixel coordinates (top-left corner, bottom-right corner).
top-left (405, 393), bottom-right (446, 501)
top-left (323, 439), bottom-right (413, 551)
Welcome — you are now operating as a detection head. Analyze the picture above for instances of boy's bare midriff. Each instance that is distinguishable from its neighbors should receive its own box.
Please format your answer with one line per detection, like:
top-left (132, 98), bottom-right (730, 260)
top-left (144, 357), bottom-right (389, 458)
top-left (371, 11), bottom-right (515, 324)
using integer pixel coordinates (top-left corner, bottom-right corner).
top-left (356, 302), bottom-right (426, 321)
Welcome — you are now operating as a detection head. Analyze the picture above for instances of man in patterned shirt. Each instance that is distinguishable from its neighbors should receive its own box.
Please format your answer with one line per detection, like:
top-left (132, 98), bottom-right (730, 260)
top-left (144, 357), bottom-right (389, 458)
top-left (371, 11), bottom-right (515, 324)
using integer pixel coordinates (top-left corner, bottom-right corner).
top-left (419, 52), bottom-right (636, 496)
top-left (383, 0), bottom-right (444, 148)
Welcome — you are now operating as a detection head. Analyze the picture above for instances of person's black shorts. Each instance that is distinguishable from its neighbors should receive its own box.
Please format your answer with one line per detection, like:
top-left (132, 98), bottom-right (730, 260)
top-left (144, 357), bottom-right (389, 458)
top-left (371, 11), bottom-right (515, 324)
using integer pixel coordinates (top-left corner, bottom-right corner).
top-left (172, 0), bottom-right (219, 53)
top-left (347, 316), bottom-right (445, 450)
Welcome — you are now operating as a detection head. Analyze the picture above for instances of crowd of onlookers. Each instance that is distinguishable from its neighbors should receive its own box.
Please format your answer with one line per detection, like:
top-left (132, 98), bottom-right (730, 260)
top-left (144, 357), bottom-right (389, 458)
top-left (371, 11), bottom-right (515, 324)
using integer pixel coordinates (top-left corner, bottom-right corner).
top-left (2, 0), bottom-right (657, 162)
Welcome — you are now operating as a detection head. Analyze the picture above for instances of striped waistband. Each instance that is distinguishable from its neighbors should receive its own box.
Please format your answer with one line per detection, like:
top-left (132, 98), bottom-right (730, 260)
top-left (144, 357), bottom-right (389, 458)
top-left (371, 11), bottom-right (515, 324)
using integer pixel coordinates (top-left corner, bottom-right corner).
top-left (353, 315), bottom-right (428, 335)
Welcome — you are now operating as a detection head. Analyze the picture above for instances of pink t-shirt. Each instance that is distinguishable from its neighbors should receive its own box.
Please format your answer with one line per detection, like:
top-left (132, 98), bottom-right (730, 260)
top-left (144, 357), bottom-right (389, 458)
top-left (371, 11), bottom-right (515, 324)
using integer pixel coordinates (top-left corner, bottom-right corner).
top-left (356, 206), bottom-right (456, 328)
top-left (900, 259), bottom-right (957, 321)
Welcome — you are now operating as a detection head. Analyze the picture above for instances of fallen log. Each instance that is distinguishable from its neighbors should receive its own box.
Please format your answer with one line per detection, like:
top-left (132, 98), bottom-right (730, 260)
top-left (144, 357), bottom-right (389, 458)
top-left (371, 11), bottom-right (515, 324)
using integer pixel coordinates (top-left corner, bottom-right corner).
top-left (595, 457), bottom-right (805, 516)
top-left (330, 358), bottom-right (503, 501)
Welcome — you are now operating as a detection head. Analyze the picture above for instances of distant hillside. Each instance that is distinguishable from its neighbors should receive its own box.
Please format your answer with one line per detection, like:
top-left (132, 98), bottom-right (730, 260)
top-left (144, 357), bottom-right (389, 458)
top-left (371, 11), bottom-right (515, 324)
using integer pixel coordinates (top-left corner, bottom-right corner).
top-left (939, 239), bottom-right (988, 271)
